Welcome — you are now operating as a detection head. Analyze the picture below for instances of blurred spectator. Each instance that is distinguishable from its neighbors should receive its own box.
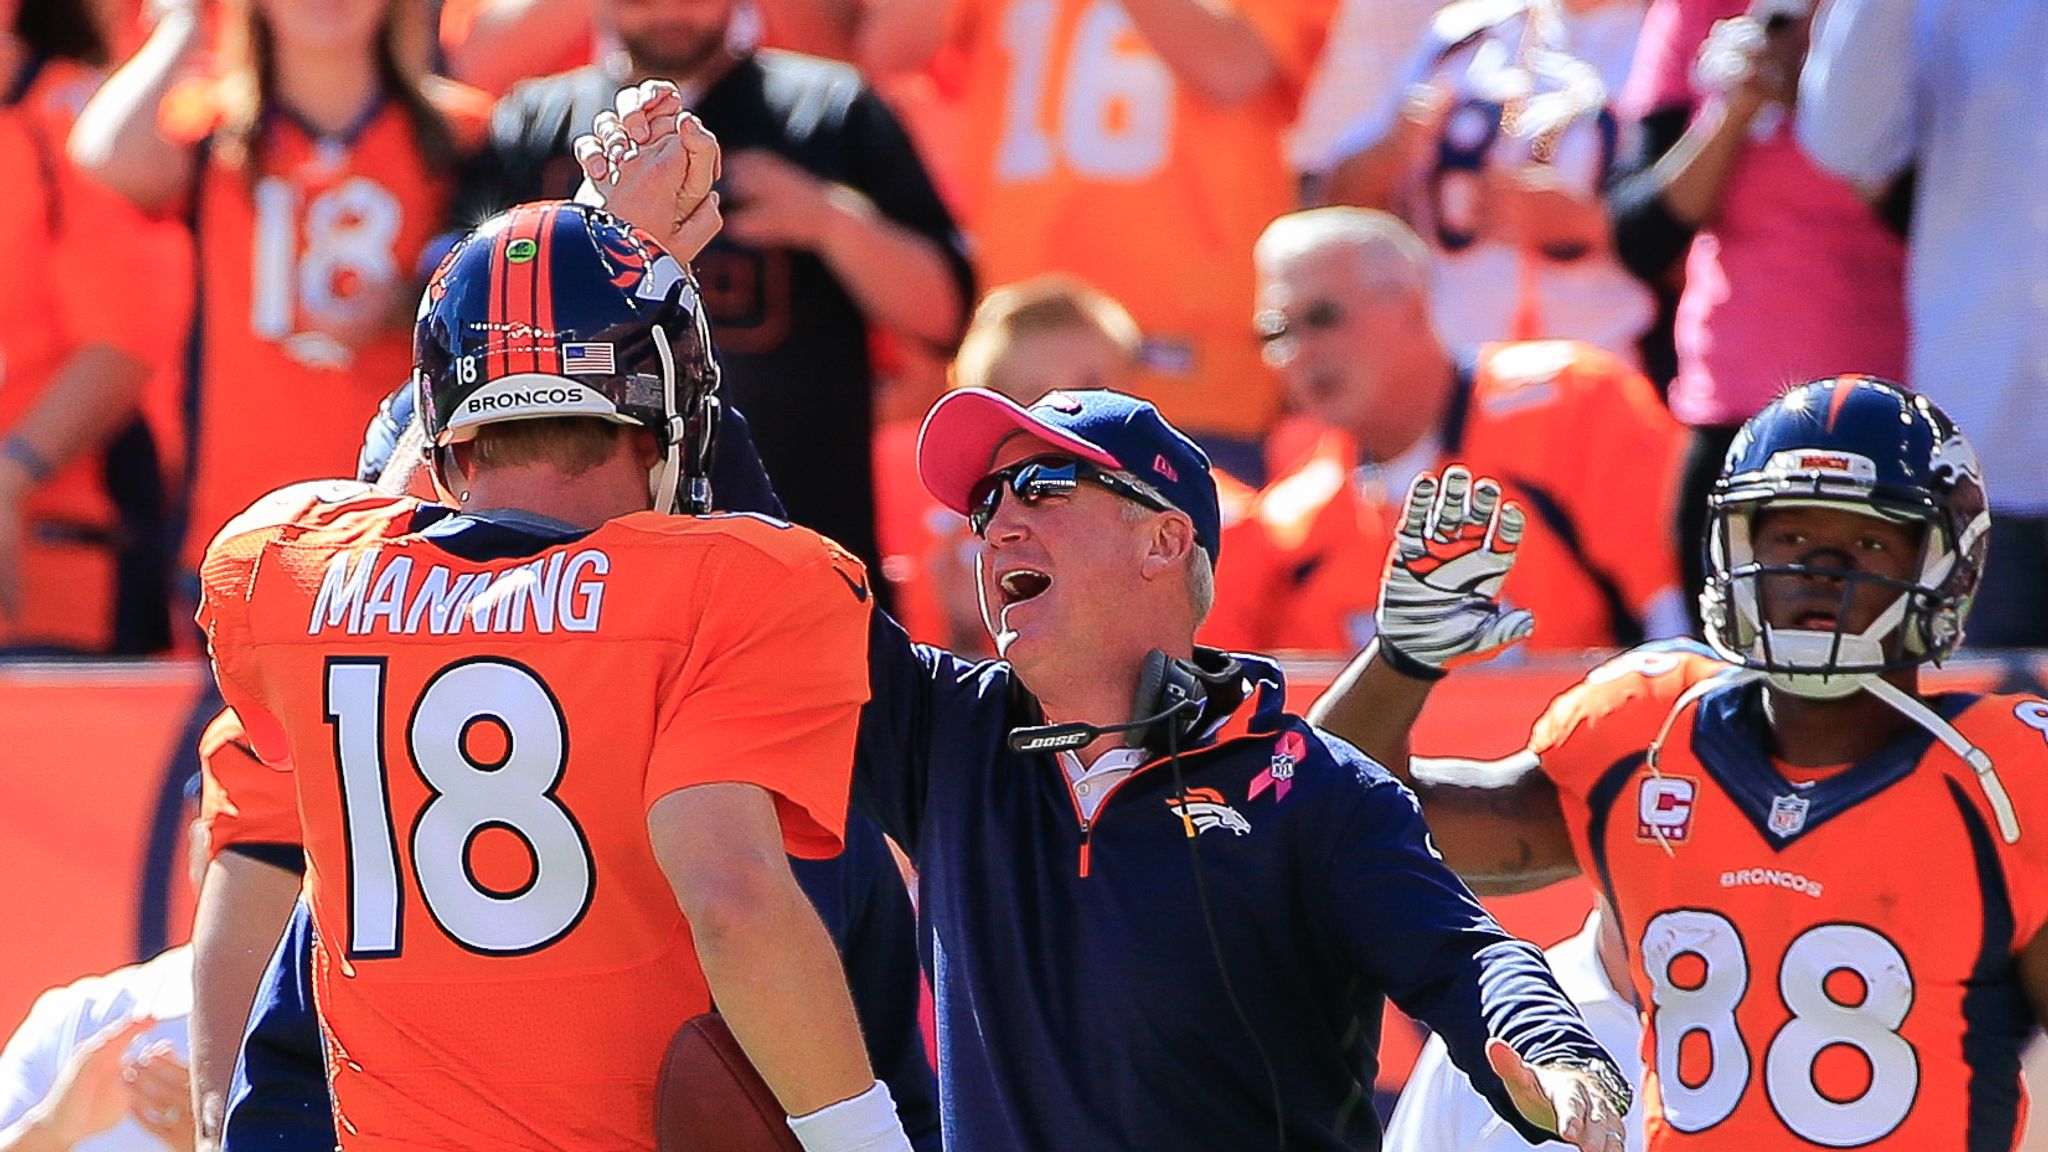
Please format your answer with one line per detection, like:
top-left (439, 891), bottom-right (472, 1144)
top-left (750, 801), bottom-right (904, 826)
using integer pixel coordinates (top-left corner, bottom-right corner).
top-left (68, 0), bottom-right (492, 597)
top-left (454, 7), bottom-right (973, 596)
top-left (950, 275), bottom-right (1144, 405)
top-left (1799, 0), bottom-right (2048, 648)
top-left (1286, 0), bottom-right (1437, 199)
top-left (1385, 907), bottom-right (1646, 1152)
top-left (1326, 0), bottom-right (1654, 362)
top-left (0, 0), bottom-right (189, 655)
top-left (851, 0), bottom-right (1327, 484)
top-left (880, 276), bottom-right (1147, 652)
top-left (439, 0), bottom-right (600, 95)
top-left (1607, 0), bottom-right (1904, 623)
top-left (0, 950), bottom-right (193, 1152)
top-left (1205, 208), bottom-right (1686, 657)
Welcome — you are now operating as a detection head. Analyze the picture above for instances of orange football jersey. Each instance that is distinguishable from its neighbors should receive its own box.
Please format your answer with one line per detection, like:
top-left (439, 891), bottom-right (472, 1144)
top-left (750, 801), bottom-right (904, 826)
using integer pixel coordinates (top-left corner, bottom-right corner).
top-left (1202, 340), bottom-right (1684, 656)
top-left (943, 0), bottom-right (1325, 440)
top-left (196, 483), bottom-right (873, 1151)
top-left (199, 706), bottom-right (301, 858)
top-left (1534, 647), bottom-right (2048, 1150)
top-left (0, 57), bottom-right (192, 650)
top-left (161, 80), bottom-right (490, 572)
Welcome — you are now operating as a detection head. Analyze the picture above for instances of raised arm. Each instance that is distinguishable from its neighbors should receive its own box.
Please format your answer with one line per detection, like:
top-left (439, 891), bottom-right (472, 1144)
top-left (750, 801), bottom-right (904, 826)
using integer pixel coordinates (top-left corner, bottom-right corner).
top-left (66, 5), bottom-right (204, 213)
top-left (1115, 0), bottom-right (1281, 108)
top-left (1307, 468), bottom-right (1577, 894)
top-left (1796, 0), bottom-right (1919, 192)
top-left (440, 0), bottom-right (596, 96)
top-left (852, 0), bottom-right (953, 77)
top-left (1312, 642), bottom-right (1580, 894)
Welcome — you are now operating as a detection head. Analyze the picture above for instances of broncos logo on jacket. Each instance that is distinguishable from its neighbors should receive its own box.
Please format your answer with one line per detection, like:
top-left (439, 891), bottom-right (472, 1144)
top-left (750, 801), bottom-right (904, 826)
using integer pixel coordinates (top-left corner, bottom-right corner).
top-left (1165, 788), bottom-right (1251, 837)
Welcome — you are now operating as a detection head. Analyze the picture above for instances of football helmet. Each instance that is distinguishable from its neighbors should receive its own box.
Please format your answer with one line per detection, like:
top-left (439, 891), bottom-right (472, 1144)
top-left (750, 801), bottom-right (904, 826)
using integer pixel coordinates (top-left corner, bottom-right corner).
top-left (1694, 375), bottom-right (2016, 843)
top-left (414, 201), bottom-right (721, 513)
top-left (1702, 375), bottom-right (1989, 696)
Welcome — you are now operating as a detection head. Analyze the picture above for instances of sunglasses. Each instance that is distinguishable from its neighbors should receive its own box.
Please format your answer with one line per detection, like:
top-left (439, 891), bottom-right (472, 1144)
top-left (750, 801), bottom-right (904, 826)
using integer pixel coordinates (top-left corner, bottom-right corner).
top-left (967, 454), bottom-right (1176, 536)
top-left (1254, 299), bottom-right (1345, 345)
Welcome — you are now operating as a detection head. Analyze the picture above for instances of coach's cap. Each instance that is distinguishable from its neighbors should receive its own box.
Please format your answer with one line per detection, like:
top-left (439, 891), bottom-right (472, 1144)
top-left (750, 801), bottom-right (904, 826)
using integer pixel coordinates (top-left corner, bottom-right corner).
top-left (918, 387), bottom-right (1222, 558)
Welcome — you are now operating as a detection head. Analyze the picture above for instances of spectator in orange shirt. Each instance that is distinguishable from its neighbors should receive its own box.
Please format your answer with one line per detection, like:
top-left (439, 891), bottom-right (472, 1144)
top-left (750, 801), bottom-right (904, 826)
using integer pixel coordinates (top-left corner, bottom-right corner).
top-left (68, 0), bottom-right (492, 596)
top-left (849, 0), bottom-right (1329, 483)
top-left (1205, 207), bottom-right (1688, 657)
top-left (0, 0), bottom-right (191, 655)
top-left (881, 276), bottom-right (1151, 653)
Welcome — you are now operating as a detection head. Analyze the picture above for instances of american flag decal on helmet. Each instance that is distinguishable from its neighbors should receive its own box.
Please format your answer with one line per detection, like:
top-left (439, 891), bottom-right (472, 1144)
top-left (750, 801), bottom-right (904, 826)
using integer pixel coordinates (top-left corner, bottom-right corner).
top-left (561, 343), bottom-right (616, 375)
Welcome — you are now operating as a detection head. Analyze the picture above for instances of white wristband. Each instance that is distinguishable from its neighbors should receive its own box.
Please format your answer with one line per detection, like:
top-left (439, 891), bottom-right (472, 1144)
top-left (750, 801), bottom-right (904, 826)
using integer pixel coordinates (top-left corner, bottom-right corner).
top-left (786, 1080), bottom-right (914, 1152)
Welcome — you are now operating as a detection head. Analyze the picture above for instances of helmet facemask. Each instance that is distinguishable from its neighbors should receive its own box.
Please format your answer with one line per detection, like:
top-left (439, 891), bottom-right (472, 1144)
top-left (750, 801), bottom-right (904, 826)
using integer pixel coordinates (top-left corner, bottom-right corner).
top-left (1692, 375), bottom-right (2014, 842)
top-left (1702, 497), bottom-right (1957, 699)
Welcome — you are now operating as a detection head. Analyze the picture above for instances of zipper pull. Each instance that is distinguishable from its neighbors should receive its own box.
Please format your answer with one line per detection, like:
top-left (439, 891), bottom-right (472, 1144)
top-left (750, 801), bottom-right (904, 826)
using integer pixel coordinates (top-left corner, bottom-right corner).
top-left (1077, 820), bottom-right (1093, 878)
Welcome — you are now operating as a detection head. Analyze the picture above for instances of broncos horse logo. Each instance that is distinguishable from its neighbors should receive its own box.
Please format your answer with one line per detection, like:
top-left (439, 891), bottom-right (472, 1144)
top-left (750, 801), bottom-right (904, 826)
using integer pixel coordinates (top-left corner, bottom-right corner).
top-left (596, 221), bottom-right (688, 303)
top-left (1166, 788), bottom-right (1252, 837)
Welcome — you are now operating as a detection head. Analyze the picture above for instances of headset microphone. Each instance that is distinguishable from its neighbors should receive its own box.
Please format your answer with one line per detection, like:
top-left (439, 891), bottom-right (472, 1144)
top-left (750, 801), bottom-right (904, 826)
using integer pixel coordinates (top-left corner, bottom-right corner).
top-left (1006, 698), bottom-right (1201, 754)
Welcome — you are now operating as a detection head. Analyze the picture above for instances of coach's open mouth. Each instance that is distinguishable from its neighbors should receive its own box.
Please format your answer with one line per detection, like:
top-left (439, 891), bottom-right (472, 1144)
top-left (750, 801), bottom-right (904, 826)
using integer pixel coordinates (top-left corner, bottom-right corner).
top-left (998, 567), bottom-right (1052, 606)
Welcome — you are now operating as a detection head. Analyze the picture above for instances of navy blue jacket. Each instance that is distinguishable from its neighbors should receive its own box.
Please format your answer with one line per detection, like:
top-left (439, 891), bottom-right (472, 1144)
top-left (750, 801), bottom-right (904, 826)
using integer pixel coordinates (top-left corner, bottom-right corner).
top-left (855, 612), bottom-right (1616, 1150)
top-left (221, 811), bottom-right (939, 1152)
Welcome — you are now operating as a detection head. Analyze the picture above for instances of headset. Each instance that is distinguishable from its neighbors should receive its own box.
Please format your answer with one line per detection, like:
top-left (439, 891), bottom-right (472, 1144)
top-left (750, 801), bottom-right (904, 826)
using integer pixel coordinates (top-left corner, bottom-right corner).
top-left (1006, 649), bottom-right (1223, 757)
top-left (1008, 650), bottom-right (1290, 1151)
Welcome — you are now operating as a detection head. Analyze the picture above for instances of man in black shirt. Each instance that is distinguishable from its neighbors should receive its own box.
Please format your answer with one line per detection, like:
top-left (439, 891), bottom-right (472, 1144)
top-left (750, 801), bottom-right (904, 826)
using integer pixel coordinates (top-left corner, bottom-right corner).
top-left (454, 2), bottom-right (974, 590)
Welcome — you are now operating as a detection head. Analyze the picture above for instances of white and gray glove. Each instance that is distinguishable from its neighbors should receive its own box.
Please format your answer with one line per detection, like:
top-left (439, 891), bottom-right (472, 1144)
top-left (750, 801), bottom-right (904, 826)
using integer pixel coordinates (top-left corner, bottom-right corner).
top-left (1376, 466), bottom-right (1535, 678)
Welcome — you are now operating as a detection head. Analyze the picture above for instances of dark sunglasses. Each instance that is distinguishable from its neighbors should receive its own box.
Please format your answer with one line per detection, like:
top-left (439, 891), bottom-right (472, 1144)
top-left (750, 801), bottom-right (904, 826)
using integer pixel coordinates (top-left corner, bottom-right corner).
top-left (967, 454), bottom-right (1175, 536)
top-left (1254, 299), bottom-right (1345, 344)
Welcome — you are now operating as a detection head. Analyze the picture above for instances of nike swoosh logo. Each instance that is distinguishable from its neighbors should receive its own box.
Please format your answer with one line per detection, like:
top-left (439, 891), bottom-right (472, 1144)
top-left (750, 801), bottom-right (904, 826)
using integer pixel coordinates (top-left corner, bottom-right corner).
top-left (835, 568), bottom-right (870, 602)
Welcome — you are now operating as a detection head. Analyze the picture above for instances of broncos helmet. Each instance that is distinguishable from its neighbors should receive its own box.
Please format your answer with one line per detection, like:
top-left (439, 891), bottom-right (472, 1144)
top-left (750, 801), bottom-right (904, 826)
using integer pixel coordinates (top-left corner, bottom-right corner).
top-left (414, 201), bottom-right (721, 513)
top-left (1701, 375), bottom-right (1991, 698)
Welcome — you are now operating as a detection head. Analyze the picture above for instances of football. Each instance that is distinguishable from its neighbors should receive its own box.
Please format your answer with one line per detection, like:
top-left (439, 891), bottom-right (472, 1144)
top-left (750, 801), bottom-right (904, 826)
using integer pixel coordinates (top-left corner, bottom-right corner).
top-left (656, 1013), bottom-right (802, 1152)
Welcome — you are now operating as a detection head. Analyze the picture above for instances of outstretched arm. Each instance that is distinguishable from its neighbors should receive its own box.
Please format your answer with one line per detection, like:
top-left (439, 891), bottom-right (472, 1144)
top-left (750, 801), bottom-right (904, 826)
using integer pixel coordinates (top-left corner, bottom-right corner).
top-left (1324, 780), bottom-right (1627, 1150)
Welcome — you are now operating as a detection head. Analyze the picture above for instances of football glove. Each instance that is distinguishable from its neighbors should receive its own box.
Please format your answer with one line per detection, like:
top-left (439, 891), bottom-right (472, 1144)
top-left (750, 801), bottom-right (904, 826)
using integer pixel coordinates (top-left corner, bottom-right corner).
top-left (1376, 466), bottom-right (1535, 678)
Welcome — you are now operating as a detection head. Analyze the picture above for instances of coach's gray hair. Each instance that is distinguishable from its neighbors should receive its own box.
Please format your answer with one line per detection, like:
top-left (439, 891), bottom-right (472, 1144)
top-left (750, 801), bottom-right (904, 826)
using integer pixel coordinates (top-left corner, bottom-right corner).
top-left (1120, 498), bottom-right (1216, 625)
top-left (1254, 206), bottom-right (1434, 296)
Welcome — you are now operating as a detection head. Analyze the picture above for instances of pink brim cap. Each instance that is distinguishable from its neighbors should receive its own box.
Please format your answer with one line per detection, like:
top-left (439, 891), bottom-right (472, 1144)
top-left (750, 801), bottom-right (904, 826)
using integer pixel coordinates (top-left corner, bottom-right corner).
top-left (917, 389), bottom-right (1123, 514)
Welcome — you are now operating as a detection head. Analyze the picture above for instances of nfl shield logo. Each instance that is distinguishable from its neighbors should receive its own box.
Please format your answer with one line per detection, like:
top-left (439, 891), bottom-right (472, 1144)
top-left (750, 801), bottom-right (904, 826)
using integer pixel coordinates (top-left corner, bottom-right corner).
top-left (1768, 794), bottom-right (1811, 837)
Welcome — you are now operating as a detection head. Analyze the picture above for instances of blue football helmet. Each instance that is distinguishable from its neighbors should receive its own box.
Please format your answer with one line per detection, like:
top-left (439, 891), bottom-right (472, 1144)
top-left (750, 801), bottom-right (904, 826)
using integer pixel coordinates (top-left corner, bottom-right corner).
top-left (413, 201), bottom-right (721, 513)
top-left (1701, 375), bottom-right (1991, 696)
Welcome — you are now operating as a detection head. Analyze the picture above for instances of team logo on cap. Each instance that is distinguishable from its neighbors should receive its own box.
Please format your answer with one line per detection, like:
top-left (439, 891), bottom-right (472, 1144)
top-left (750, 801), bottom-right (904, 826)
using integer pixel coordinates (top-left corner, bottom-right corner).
top-left (1037, 391), bottom-right (1085, 414)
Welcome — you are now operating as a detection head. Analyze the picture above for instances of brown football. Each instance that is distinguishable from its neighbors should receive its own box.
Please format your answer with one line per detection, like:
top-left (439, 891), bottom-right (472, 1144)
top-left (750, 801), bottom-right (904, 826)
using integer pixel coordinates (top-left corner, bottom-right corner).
top-left (656, 1013), bottom-right (803, 1152)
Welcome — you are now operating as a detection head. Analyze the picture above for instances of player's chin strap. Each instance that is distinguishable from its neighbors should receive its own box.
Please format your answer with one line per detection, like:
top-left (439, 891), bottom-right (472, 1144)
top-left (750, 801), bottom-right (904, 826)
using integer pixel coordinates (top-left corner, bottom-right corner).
top-left (1858, 676), bottom-right (2019, 844)
top-left (650, 326), bottom-right (684, 514)
top-left (1644, 666), bottom-right (2020, 846)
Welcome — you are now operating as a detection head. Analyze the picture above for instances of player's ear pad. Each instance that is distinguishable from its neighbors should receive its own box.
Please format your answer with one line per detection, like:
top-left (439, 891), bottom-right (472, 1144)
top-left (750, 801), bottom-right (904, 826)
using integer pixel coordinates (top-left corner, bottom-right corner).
top-left (656, 1012), bottom-right (802, 1152)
